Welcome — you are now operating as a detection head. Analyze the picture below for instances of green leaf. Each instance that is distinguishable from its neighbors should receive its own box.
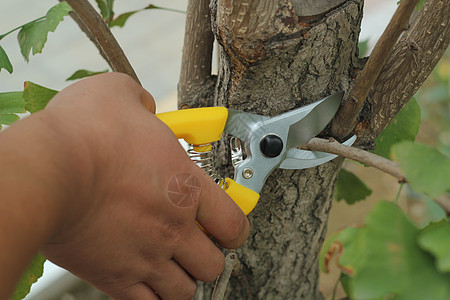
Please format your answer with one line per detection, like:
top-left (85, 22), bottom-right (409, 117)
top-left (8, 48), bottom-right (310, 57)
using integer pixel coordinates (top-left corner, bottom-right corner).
top-left (17, 2), bottom-right (72, 62)
top-left (418, 220), bottom-right (450, 273)
top-left (66, 69), bottom-right (109, 81)
top-left (373, 98), bottom-right (421, 159)
top-left (11, 253), bottom-right (46, 300)
top-left (0, 45), bottom-right (13, 73)
top-left (325, 201), bottom-right (450, 300)
top-left (95, 0), bottom-right (114, 23)
top-left (358, 39), bottom-right (369, 58)
top-left (0, 91), bottom-right (25, 129)
top-left (110, 5), bottom-right (185, 28)
top-left (334, 168), bottom-right (372, 204)
top-left (392, 142), bottom-right (450, 198)
top-left (23, 81), bottom-right (58, 113)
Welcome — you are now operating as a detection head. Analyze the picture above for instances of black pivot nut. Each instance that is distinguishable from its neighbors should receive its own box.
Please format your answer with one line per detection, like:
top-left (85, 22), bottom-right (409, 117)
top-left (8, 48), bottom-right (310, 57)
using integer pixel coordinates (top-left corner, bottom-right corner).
top-left (260, 134), bottom-right (283, 158)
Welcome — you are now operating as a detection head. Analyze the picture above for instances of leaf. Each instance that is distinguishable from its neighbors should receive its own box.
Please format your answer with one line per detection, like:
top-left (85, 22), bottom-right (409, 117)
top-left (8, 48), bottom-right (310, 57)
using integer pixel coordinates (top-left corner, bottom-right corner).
top-left (0, 45), bottom-right (13, 73)
top-left (0, 91), bottom-right (25, 129)
top-left (418, 220), bottom-right (450, 273)
top-left (110, 5), bottom-right (185, 28)
top-left (11, 253), bottom-right (46, 300)
top-left (392, 142), bottom-right (450, 198)
top-left (334, 168), bottom-right (372, 204)
top-left (23, 81), bottom-right (58, 113)
top-left (66, 69), bottom-right (109, 81)
top-left (323, 201), bottom-right (450, 300)
top-left (17, 2), bottom-right (72, 62)
top-left (372, 98), bottom-right (421, 159)
top-left (95, 0), bottom-right (114, 23)
top-left (358, 39), bottom-right (369, 57)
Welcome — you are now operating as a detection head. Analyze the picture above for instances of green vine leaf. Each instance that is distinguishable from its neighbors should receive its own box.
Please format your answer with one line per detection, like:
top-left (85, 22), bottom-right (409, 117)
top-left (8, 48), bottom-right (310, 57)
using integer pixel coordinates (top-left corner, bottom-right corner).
top-left (23, 81), bottom-right (58, 113)
top-left (0, 45), bottom-right (13, 73)
top-left (0, 91), bottom-right (25, 129)
top-left (11, 253), bottom-right (46, 300)
top-left (372, 98), bottom-right (421, 159)
top-left (110, 4), bottom-right (185, 28)
top-left (334, 168), bottom-right (372, 204)
top-left (418, 220), bottom-right (450, 273)
top-left (17, 2), bottom-right (72, 62)
top-left (66, 69), bottom-right (109, 81)
top-left (392, 142), bottom-right (450, 198)
top-left (321, 201), bottom-right (450, 300)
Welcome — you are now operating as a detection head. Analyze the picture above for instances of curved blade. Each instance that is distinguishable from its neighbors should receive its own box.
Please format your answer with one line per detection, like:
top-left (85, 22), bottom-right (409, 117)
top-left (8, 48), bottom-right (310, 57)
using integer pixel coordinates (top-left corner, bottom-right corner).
top-left (280, 135), bottom-right (357, 169)
top-left (224, 109), bottom-right (269, 141)
top-left (286, 92), bottom-right (342, 149)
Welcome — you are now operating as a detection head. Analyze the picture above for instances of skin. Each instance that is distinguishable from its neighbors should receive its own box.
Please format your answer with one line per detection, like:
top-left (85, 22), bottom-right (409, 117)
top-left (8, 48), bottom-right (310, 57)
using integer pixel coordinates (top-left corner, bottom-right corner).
top-left (0, 73), bottom-right (250, 300)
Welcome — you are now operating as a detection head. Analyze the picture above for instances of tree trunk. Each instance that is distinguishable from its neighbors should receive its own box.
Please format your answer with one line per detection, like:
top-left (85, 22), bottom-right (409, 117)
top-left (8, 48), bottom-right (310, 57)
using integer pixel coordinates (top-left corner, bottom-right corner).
top-left (194, 0), bottom-right (364, 299)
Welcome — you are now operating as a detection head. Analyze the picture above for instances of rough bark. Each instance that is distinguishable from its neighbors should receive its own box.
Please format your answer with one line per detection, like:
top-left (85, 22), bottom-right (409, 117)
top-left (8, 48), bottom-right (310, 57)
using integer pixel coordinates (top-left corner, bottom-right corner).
top-left (178, 0), bottom-right (216, 108)
top-left (195, 1), bottom-right (364, 299)
top-left (357, 0), bottom-right (450, 145)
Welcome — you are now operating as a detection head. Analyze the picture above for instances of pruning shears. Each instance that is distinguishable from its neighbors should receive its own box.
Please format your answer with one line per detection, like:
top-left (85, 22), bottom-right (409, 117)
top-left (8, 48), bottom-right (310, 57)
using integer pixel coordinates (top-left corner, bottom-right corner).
top-left (156, 92), bottom-right (356, 215)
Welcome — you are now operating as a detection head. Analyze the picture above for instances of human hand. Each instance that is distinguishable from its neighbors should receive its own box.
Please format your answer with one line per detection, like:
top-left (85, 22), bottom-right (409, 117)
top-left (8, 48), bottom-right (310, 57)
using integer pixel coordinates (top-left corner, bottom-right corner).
top-left (39, 73), bottom-right (250, 299)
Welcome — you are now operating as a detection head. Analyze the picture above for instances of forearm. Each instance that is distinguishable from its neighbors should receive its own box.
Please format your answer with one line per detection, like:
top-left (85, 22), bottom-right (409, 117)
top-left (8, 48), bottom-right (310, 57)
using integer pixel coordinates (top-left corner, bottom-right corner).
top-left (0, 111), bottom-right (77, 298)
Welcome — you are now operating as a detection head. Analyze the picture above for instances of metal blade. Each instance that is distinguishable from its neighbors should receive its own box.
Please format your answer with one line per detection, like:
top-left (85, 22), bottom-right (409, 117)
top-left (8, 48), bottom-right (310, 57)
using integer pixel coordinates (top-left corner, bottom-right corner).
top-left (286, 92), bottom-right (342, 149)
top-left (280, 135), bottom-right (357, 169)
top-left (224, 109), bottom-right (269, 141)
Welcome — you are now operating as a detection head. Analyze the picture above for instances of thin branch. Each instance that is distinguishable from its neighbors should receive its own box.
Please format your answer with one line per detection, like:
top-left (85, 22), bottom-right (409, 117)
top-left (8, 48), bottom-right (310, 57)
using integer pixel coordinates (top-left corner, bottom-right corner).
top-left (301, 138), bottom-right (450, 215)
top-left (300, 138), bottom-right (405, 182)
top-left (211, 251), bottom-right (238, 300)
top-left (331, 0), bottom-right (419, 139)
top-left (178, 0), bottom-right (215, 108)
top-left (360, 0), bottom-right (450, 144)
top-left (60, 0), bottom-right (140, 84)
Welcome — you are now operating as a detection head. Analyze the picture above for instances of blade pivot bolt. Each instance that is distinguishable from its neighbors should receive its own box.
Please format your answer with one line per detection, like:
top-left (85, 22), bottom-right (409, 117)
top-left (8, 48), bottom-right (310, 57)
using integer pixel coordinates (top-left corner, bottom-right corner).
top-left (242, 168), bottom-right (254, 179)
top-left (260, 134), bottom-right (283, 158)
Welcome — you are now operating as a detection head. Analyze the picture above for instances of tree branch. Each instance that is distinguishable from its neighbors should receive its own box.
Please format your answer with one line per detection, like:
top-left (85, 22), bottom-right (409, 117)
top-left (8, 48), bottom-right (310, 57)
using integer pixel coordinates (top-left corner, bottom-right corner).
top-left (178, 0), bottom-right (215, 108)
top-left (300, 138), bottom-right (405, 182)
top-left (301, 138), bottom-right (450, 215)
top-left (331, 0), bottom-right (419, 139)
top-left (211, 251), bottom-right (238, 300)
top-left (61, 0), bottom-right (140, 84)
top-left (361, 0), bottom-right (450, 144)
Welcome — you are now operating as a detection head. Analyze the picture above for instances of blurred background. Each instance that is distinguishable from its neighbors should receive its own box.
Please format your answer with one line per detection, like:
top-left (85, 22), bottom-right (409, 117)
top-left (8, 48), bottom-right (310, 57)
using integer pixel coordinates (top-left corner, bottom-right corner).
top-left (0, 0), bottom-right (448, 299)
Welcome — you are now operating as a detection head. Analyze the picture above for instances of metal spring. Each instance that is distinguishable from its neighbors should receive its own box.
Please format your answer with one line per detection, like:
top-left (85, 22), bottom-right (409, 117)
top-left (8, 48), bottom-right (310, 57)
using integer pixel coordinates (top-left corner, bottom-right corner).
top-left (187, 144), bottom-right (228, 190)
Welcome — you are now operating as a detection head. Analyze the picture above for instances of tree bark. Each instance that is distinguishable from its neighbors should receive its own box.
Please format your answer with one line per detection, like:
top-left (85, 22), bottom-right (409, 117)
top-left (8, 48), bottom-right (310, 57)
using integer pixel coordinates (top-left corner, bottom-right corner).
top-left (195, 1), bottom-right (364, 299)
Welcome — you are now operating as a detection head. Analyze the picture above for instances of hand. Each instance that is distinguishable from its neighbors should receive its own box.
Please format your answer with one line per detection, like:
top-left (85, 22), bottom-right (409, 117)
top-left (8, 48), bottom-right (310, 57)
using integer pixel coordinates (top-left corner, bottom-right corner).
top-left (38, 73), bottom-right (250, 299)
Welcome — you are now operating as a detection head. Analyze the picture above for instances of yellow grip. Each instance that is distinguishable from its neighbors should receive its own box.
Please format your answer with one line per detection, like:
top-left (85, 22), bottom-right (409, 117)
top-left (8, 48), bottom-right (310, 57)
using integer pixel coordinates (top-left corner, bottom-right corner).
top-left (156, 107), bottom-right (228, 147)
top-left (225, 178), bottom-right (260, 215)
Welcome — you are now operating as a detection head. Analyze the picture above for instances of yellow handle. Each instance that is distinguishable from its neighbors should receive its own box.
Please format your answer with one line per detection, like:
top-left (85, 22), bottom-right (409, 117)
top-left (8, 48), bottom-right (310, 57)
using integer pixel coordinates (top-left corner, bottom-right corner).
top-left (156, 107), bottom-right (260, 215)
top-left (156, 107), bottom-right (228, 150)
top-left (225, 178), bottom-right (259, 215)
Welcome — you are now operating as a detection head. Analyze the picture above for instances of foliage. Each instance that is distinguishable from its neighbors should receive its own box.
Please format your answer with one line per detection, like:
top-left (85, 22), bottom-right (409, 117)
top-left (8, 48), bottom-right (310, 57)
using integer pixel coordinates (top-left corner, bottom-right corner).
top-left (66, 69), bottom-right (109, 81)
top-left (0, 91), bottom-right (25, 129)
top-left (393, 141), bottom-right (450, 198)
top-left (22, 81), bottom-right (58, 113)
top-left (372, 98), bottom-right (421, 159)
top-left (10, 253), bottom-right (46, 300)
top-left (334, 168), bottom-right (372, 204)
top-left (321, 202), bottom-right (450, 300)
top-left (17, 2), bottom-right (72, 62)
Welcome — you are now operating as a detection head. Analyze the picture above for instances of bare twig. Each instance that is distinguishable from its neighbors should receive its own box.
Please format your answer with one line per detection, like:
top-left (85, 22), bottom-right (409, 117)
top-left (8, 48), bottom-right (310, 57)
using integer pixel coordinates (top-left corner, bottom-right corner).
top-left (301, 138), bottom-right (450, 215)
top-left (331, 0), bottom-right (419, 138)
top-left (211, 251), bottom-right (238, 300)
top-left (178, 0), bottom-right (215, 108)
top-left (300, 138), bottom-right (405, 182)
top-left (61, 0), bottom-right (140, 84)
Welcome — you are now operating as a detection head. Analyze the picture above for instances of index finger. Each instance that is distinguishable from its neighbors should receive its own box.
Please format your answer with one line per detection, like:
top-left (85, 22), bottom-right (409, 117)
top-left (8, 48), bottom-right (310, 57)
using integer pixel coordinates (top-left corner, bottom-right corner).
top-left (194, 170), bottom-right (250, 249)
